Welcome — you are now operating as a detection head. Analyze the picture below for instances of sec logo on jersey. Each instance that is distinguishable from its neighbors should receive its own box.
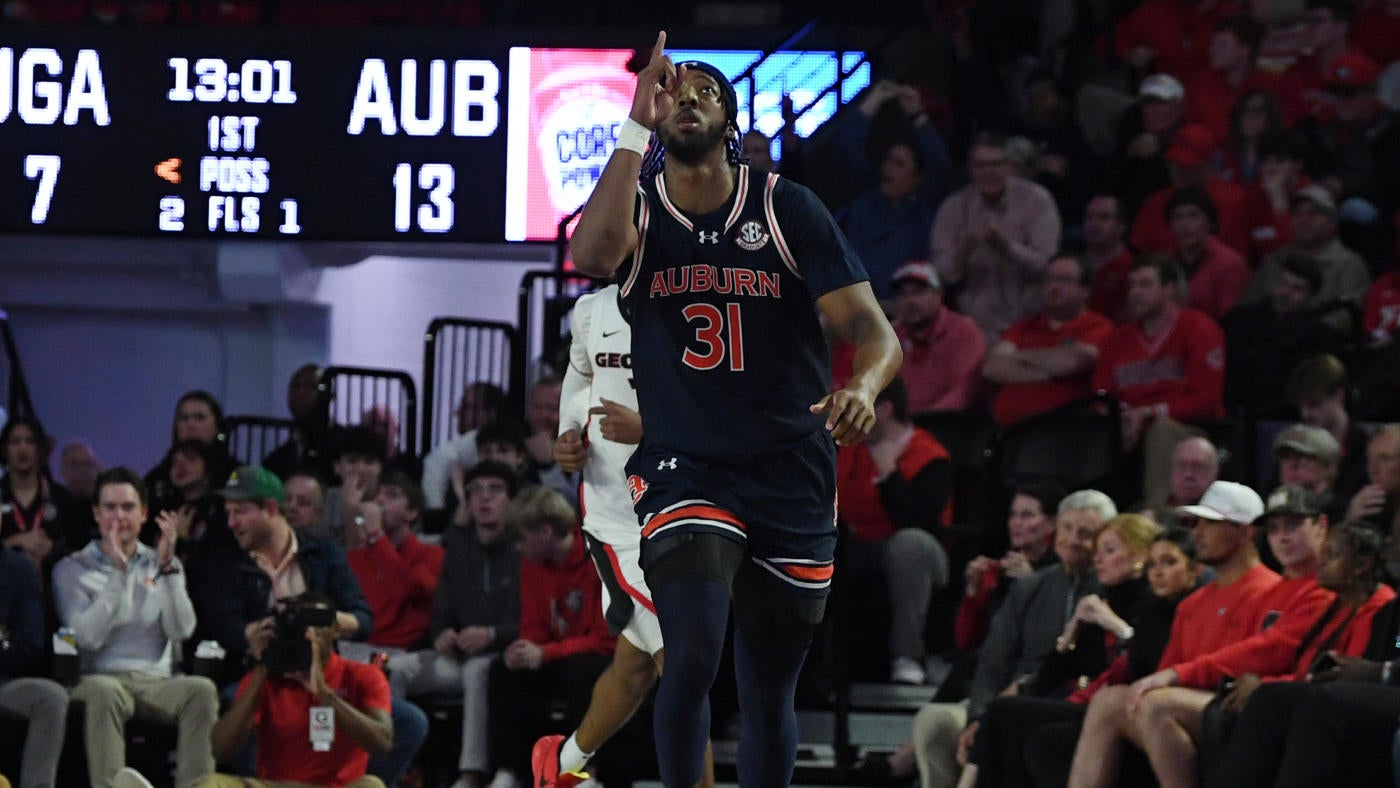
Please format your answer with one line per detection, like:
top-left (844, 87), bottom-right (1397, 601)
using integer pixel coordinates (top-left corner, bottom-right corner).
top-left (735, 220), bottom-right (770, 251)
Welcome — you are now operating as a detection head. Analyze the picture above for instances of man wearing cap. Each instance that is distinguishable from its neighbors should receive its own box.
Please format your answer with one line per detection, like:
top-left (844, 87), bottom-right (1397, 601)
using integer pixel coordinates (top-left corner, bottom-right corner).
top-left (1114, 75), bottom-right (1186, 222)
top-left (1130, 124), bottom-right (1248, 256)
top-left (1274, 424), bottom-right (1343, 497)
top-left (1067, 480), bottom-right (1284, 788)
top-left (929, 132), bottom-right (1062, 343)
top-left (1278, 1), bottom-right (1358, 124)
top-left (1297, 49), bottom-right (1400, 235)
top-left (984, 253), bottom-right (1114, 426)
top-left (1124, 485), bottom-right (1350, 788)
top-left (1241, 184), bottom-right (1371, 327)
top-left (1223, 252), bottom-right (1344, 415)
top-left (891, 260), bottom-right (986, 413)
top-left (199, 466), bottom-right (431, 786)
top-left (53, 467), bottom-right (219, 788)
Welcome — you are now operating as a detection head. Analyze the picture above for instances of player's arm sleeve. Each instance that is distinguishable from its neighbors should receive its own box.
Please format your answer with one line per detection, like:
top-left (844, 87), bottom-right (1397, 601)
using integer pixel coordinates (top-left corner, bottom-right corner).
top-left (772, 179), bottom-right (869, 298)
top-left (559, 294), bottom-right (597, 435)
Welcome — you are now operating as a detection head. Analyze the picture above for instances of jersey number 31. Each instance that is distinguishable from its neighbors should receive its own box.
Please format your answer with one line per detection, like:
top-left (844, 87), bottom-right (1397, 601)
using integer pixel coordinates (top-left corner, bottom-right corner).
top-left (682, 302), bottom-right (745, 372)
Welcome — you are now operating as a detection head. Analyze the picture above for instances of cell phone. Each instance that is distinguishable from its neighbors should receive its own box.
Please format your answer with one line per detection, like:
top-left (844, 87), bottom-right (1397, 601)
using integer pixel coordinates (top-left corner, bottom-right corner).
top-left (1310, 652), bottom-right (1340, 675)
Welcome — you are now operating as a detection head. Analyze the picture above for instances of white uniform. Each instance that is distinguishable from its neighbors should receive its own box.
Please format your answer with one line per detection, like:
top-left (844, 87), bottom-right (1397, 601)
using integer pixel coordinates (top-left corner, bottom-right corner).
top-left (560, 285), bottom-right (663, 655)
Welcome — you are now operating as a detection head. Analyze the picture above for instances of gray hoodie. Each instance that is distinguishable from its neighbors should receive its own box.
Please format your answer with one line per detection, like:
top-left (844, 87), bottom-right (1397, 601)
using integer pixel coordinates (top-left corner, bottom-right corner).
top-left (52, 540), bottom-right (197, 677)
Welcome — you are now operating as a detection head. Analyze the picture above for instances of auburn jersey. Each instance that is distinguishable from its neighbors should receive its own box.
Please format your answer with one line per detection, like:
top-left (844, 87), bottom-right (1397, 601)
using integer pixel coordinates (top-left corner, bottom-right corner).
top-left (616, 165), bottom-right (867, 460)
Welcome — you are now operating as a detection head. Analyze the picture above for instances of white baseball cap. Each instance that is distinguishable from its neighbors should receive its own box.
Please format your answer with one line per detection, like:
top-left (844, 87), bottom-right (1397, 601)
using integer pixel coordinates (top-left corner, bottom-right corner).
top-left (1176, 481), bottom-right (1265, 525)
top-left (1139, 74), bottom-right (1185, 102)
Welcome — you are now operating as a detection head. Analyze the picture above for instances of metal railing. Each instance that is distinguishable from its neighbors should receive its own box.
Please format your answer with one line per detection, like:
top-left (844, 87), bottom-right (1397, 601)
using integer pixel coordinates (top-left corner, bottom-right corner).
top-left (317, 365), bottom-right (418, 459)
top-left (421, 318), bottom-right (518, 454)
top-left (224, 415), bottom-right (295, 466)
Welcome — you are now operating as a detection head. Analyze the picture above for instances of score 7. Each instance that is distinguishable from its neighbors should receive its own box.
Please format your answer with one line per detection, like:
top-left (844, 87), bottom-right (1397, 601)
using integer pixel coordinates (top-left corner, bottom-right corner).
top-left (23, 155), bottom-right (61, 224)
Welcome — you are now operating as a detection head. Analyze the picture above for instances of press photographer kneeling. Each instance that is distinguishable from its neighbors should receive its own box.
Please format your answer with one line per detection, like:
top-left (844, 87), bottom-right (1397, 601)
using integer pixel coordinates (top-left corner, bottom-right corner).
top-left (204, 591), bottom-right (393, 788)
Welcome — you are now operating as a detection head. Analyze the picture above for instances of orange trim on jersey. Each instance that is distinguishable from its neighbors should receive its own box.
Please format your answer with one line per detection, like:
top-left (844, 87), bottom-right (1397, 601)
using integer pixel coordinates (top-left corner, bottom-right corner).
top-left (620, 185), bottom-right (649, 299)
top-left (763, 172), bottom-right (802, 279)
top-left (640, 504), bottom-right (746, 538)
top-left (603, 543), bottom-right (656, 614)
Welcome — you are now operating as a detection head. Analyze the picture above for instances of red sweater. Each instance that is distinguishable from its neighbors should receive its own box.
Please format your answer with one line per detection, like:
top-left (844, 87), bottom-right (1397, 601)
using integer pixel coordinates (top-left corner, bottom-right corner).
top-left (1131, 179), bottom-right (1248, 257)
top-left (1171, 573), bottom-right (1332, 687)
top-left (1184, 68), bottom-right (1279, 145)
top-left (992, 310), bottom-right (1115, 425)
top-left (1093, 305), bottom-right (1226, 422)
top-left (1088, 248), bottom-right (1136, 324)
top-left (1181, 237), bottom-right (1250, 321)
top-left (519, 527), bottom-right (615, 663)
top-left (1110, 0), bottom-right (1241, 80)
top-left (1364, 272), bottom-right (1400, 344)
top-left (347, 532), bottom-right (445, 649)
top-left (1156, 563), bottom-right (1281, 672)
top-left (836, 428), bottom-right (950, 541)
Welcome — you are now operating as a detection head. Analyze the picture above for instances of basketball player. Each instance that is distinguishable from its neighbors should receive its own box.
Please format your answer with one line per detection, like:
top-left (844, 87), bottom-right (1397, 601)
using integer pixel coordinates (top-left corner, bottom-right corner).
top-left (529, 283), bottom-right (714, 787)
top-left (569, 31), bottom-right (902, 788)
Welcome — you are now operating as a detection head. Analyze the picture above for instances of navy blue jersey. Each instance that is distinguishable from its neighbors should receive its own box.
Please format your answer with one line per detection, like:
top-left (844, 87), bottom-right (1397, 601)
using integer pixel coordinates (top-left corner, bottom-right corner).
top-left (616, 165), bottom-right (868, 460)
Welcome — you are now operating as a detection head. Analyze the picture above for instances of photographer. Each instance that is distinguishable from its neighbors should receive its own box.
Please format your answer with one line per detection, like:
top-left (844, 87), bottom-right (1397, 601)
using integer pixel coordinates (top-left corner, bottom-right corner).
top-left (207, 591), bottom-right (392, 788)
top-left (196, 467), bottom-right (424, 786)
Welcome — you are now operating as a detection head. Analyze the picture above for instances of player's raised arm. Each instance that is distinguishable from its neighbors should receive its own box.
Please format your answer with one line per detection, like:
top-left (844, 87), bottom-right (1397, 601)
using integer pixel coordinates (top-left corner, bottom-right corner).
top-left (812, 281), bottom-right (902, 445)
top-left (572, 31), bottom-right (679, 278)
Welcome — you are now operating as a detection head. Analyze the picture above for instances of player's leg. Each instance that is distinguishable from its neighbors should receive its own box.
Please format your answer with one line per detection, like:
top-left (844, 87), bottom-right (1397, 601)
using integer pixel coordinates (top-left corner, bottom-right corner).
top-left (544, 636), bottom-right (658, 780)
top-left (730, 560), bottom-right (827, 787)
top-left (646, 533), bottom-right (745, 788)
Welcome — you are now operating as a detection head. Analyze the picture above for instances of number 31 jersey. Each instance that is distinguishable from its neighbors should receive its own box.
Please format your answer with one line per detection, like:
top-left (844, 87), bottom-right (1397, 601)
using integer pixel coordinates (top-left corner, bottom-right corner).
top-left (616, 165), bottom-right (867, 461)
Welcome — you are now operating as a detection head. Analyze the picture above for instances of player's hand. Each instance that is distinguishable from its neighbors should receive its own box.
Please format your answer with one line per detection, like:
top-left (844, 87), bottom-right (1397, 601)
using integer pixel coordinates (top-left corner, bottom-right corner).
top-left (554, 430), bottom-right (587, 473)
top-left (810, 387), bottom-right (877, 446)
top-left (591, 399), bottom-right (644, 444)
top-left (631, 31), bottom-right (679, 130)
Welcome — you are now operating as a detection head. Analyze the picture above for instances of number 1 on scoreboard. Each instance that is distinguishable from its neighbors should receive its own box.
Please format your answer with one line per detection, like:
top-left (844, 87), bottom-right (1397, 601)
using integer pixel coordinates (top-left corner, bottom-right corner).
top-left (24, 154), bottom-right (61, 224)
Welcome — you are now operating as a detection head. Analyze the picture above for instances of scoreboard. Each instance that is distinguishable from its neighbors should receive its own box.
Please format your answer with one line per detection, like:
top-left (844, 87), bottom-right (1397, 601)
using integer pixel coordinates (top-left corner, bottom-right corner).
top-left (0, 28), bottom-right (865, 243)
top-left (0, 28), bottom-right (511, 242)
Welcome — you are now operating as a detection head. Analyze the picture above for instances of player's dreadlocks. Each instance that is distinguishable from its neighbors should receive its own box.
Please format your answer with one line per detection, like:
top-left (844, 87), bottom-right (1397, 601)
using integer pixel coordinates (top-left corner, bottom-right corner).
top-left (639, 60), bottom-right (747, 182)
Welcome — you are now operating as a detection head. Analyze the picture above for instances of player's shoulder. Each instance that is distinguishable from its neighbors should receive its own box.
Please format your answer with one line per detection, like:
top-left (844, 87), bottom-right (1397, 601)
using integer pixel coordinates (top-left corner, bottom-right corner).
top-left (574, 285), bottom-right (615, 312)
top-left (764, 170), bottom-right (823, 211)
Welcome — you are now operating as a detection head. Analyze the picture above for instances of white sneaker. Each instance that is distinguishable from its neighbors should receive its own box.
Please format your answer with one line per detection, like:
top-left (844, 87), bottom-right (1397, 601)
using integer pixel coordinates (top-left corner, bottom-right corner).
top-left (891, 656), bottom-right (927, 685)
top-left (487, 769), bottom-right (521, 788)
top-left (111, 768), bottom-right (156, 788)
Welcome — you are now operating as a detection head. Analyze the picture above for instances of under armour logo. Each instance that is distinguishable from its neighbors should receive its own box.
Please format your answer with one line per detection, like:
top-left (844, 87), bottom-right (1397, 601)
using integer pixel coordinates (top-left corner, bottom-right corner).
top-left (697, 230), bottom-right (720, 244)
top-left (657, 458), bottom-right (678, 470)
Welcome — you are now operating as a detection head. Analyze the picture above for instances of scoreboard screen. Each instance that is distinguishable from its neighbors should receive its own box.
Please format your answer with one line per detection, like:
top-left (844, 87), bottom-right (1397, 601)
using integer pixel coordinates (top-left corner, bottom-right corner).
top-left (0, 28), bottom-right (511, 242)
top-left (0, 28), bottom-right (866, 243)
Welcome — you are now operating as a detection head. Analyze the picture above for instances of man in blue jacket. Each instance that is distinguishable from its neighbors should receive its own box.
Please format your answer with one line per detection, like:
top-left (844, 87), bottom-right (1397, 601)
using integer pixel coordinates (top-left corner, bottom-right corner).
top-left (0, 547), bottom-right (68, 788)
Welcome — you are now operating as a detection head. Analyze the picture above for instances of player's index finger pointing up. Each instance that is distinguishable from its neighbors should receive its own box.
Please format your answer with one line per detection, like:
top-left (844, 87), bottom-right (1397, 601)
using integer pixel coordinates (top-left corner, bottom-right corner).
top-left (652, 31), bottom-right (667, 60)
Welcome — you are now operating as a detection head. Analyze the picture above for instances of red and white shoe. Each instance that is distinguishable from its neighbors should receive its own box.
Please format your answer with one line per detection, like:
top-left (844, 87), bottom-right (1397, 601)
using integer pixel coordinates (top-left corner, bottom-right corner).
top-left (530, 734), bottom-right (590, 788)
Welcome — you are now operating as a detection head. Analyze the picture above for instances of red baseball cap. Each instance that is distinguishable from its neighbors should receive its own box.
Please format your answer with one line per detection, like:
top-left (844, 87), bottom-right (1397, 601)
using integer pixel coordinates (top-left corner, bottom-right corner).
top-left (1324, 50), bottom-right (1380, 89)
top-left (1165, 124), bottom-right (1218, 169)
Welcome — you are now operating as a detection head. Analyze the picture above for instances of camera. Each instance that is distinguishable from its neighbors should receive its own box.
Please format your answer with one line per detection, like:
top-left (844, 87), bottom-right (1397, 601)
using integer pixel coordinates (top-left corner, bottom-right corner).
top-left (261, 594), bottom-right (336, 676)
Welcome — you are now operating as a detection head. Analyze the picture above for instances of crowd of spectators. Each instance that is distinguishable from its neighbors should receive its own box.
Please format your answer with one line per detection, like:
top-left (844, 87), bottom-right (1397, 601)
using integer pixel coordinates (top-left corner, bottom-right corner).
top-left (7, 0), bottom-right (1400, 787)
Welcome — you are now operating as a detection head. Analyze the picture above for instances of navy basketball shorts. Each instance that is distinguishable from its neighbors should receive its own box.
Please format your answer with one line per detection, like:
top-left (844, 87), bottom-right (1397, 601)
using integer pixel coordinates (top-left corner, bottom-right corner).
top-left (624, 429), bottom-right (838, 597)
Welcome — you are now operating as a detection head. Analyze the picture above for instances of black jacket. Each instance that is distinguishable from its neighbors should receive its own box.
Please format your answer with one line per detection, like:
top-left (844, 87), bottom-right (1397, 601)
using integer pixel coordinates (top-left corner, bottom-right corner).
top-left (429, 525), bottom-right (521, 652)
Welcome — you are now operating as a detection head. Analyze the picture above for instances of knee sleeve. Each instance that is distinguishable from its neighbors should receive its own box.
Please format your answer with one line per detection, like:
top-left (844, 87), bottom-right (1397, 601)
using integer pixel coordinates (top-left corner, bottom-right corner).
top-left (731, 559), bottom-right (825, 644)
top-left (642, 531), bottom-right (744, 590)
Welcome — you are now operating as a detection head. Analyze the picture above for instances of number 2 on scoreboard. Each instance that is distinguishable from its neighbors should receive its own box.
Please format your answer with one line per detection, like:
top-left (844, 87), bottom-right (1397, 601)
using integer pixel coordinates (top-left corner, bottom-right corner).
top-left (23, 155), bottom-right (61, 225)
